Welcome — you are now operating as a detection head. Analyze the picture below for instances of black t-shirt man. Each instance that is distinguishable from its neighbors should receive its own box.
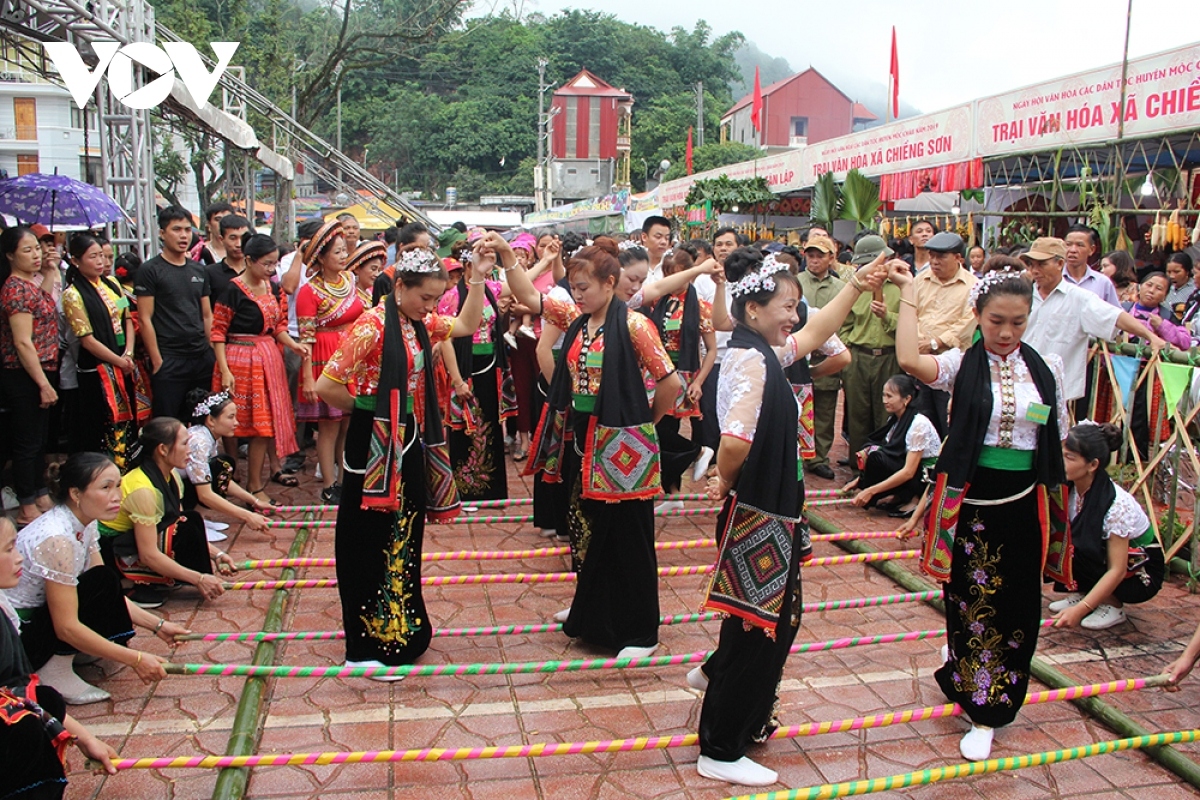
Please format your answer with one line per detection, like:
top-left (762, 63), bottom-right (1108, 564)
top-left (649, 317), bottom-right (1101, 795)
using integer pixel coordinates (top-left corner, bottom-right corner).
top-left (135, 255), bottom-right (212, 357)
top-left (206, 259), bottom-right (241, 305)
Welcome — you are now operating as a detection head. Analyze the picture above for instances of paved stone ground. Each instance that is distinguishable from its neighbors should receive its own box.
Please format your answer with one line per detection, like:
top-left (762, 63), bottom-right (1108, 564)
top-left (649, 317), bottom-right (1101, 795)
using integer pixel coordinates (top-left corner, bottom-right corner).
top-left (61, 426), bottom-right (1200, 799)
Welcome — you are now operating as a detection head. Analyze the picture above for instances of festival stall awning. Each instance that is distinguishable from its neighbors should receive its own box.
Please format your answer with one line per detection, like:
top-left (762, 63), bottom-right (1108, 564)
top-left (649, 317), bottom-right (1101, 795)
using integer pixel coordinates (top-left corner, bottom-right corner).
top-left (324, 200), bottom-right (406, 231)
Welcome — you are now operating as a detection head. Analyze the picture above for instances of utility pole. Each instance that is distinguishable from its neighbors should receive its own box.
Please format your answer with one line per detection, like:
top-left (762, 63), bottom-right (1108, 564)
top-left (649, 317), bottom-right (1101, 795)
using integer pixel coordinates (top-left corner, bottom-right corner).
top-left (695, 81), bottom-right (705, 147)
top-left (536, 58), bottom-right (549, 212)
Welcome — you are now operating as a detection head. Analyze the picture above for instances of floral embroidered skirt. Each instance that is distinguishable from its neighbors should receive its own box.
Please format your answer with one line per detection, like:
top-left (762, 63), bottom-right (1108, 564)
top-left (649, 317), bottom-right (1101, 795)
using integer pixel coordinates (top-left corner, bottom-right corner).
top-left (336, 407), bottom-right (432, 665)
top-left (559, 412), bottom-right (659, 652)
top-left (447, 354), bottom-right (507, 501)
top-left (934, 467), bottom-right (1042, 728)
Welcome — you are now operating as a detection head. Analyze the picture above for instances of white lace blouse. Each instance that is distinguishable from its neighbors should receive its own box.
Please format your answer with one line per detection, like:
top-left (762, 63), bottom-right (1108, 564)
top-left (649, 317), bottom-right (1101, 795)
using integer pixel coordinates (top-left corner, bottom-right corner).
top-left (929, 348), bottom-right (1069, 449)
top-left (186, 424), bottom-right (220, 485)
top-left (1068, 483), bottom-right (1151, 540)
top-left (7, 504), bottom-right (100, 609)
top-left (901, 413), bottom-right (942, 458)
top-left (718, 332), bottom-right (846, 442)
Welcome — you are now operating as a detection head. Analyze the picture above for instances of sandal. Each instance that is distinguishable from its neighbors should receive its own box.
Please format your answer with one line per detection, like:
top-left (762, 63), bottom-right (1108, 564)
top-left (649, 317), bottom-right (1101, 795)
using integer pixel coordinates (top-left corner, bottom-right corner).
top-left (271, 471), bottom-right (299, 488)
top-left (248, 487), bottom-right (280, 507)
top-left (512, 450), bottom-right (528, 462)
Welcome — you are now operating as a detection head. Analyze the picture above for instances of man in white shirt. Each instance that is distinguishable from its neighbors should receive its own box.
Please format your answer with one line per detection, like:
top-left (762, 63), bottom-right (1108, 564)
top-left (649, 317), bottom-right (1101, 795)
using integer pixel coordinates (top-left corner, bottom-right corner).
top-left (905, 219), bottom-right (936, 273)
top-left (693, 227), bottom-right (739, 466)
top-left (640, 215), bottom-right (673, 289)
top-left (1022, 237), bottom-right (1163, 403)
top-left (1062, 224), bottom-right (1120, 306)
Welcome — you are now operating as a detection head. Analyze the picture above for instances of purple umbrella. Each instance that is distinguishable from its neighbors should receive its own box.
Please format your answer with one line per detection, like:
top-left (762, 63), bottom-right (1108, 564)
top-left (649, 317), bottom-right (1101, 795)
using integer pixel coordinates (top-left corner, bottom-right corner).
top-left (0, 170), bottom-right (124, 229)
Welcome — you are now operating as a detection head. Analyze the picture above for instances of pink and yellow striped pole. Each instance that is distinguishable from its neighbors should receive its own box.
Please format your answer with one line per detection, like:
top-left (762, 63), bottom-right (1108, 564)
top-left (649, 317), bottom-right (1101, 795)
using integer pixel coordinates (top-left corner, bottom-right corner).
top-left (101, 677), bottom-right (1164, 770)
top-left (176, 590), bottom-right (944, 642)
top-left (223, 551), bottom-right (919, 589)
top-left (240, 532), bottom-right (907, 570)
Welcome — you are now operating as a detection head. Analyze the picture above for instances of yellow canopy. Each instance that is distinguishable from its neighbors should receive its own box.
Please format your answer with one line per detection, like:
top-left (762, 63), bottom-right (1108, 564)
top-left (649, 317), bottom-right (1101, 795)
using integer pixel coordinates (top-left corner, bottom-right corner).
top-left (323, 199), bottom-right (405, 232)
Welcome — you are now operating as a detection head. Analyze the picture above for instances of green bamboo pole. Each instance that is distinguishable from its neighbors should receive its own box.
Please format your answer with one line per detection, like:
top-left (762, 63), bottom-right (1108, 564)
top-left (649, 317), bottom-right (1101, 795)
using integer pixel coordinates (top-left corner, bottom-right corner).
top-left (806, 511), bottom-right (1200, 791)
top-left (211, 516), bottom-right (314, 800)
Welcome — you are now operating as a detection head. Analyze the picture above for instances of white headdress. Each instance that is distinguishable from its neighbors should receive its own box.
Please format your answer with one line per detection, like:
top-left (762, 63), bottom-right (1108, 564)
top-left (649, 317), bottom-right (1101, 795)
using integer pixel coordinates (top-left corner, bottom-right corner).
top-left (397, 247), bottom-right (440, 274)
top-left (968, 268), bottom-right (1022, 308)
top-left (194, 391), bottom-right (231, 419)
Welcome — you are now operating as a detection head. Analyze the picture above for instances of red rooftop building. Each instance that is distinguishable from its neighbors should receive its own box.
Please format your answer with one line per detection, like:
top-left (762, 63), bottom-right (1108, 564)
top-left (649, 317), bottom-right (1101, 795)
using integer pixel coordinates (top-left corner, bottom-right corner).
top-left (722, 67), bottom-right (877, 150)
top-left (550, 69), bottom-right (633, 200)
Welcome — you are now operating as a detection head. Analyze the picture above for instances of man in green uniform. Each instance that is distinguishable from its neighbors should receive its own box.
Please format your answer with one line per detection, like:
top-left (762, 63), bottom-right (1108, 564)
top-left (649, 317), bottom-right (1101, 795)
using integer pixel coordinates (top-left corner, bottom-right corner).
top-left (797, 233), bottom-right (844, 480)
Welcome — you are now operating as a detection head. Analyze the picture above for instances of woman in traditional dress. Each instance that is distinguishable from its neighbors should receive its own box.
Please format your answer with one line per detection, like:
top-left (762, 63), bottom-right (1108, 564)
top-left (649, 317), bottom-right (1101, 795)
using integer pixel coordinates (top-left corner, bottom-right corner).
top-left (504, 236), bottom-right (680, 660)
top-left (315, 244), bottom-right (491, 678)
top-left (347, 241), bottom-right (386, 308)
top-left (7, 453), bottom-right (186, 705)
top-left (0, 227), bottom-right (59, 525)
top-left (98, 418), bottom-right (236, 608)
top-left (60, 234), bottom-right (145, 471)
top-left (212, 233), bottom-right (305, 503)
top-left (295, 221), bottom-right (363, 504)
top-left (893, 265), bottom-right (1069, 762)
top-left (1049, 422), bottom-right (1163, 630)
top-left (842, 373), bottom-right (941, 517)
top-left (181, 389), bottom-right (272, 533)
top-left (0, 516), bottom-right (122, 797)
top-left (692, 247), bottom-right (884, 787)
top-left (649, 248), bottom-right (717, 510)
top-left (438, 255), bottom-right (514, 501)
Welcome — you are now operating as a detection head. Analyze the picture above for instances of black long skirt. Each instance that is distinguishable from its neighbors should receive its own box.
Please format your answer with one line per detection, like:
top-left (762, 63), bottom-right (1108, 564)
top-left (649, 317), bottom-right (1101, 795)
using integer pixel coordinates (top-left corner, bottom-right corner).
top-left (71, 369), bottom-right (137, 471)
top-left (19, 565), bottom-right (135, 670)
top-left (934, 467), bottom-right (1042, 728)
top-left (0, 681), bottom-right (68, 800)
top-left (531, 377), bottom-right (568, 533)
top-left (698, 491), bottom-right (805, 762)
top-left (860, 449), bottom-right (922, 506)
top-left (336, 407), bottom-right (433, 665)
top-left (448, 353), bottom-right (508, 501)
top-left (560, 413), bottom-right (659, 651)
top-left (656, 414), bottom-right (700, 495)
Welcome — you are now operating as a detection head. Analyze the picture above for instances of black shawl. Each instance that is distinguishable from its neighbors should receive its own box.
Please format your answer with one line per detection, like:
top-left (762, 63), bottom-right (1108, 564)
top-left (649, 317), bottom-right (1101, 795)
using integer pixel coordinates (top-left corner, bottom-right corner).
top-left (727, 324), bottom-right (800, 519)
top-left (1071, 468), bottom-right (1117, 567)
top-left (866, 401), bottom-right (921, 464)
top-left (142, 459), bottom-right (183, 531)
top-left (0, 609), bottom-right (32, 690)
top-left (546, 297), bottom-right (652, 429)
top-left (934, 340), bottom-right (1064, 489)
top-left (72, 276), bottom-right (125, 370)
top-left (649, 285), bottom-right (700, 372)
top-left (782, 303), bottom-right (811, 386)
top-left (450, 277), bottom-right (504, 378)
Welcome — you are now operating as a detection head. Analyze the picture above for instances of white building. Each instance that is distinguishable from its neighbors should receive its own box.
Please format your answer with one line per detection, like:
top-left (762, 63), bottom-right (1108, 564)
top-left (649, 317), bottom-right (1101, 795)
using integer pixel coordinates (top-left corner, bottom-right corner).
top-left (0, 59), bottom-right (99, 183)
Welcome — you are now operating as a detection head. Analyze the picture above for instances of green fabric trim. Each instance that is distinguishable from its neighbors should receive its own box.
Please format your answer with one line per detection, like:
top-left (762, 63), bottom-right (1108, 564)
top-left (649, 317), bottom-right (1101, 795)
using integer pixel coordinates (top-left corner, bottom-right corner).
top-left (354, 395), bottom-right (412, 414)
top-left (920, 456), bottom-right (939, 468)
top-left (572, 393), bottom-right (597, 414)
top-left (472, 342), bottom-right (495, 355)
top-left (1131, 527), bottom-right (1157, 548)
top-left (977, 445), bottom-right (1035, 471)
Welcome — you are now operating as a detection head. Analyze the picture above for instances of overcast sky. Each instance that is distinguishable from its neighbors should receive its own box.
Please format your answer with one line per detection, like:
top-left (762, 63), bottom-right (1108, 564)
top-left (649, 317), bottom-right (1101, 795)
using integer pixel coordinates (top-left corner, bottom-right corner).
top-left (484, 0), bottom-right (1197, 113)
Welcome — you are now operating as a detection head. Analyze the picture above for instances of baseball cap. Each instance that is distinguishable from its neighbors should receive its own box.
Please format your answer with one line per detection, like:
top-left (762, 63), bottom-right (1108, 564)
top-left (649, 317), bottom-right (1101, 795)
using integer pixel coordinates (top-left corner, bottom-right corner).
top-left (1024, 237), bottom-right (1067, 261)
top-left (30, 223), bottom-right (53, 241)
top-left (803, 234), bottom-right (836, 254)
top-left (851, 235), bottom-right (895, 266)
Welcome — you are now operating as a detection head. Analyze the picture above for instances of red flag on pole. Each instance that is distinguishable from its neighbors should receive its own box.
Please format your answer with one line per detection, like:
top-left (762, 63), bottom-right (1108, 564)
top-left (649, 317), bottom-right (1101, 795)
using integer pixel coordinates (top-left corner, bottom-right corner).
top-left (889, 27), bottom-right (900, 120)
top-left (751, 66), bottom-right (763, 133)
top-left (686, 126), bottom-right (694, 175)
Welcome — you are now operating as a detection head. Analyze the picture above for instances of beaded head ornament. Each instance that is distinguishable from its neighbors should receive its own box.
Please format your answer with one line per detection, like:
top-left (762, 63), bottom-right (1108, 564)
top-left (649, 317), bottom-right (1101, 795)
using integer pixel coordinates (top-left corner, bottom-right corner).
top-left (194, 391), bottom-right (231, 419)
top-left (397, 247), bottom-right (441, 274)
top-left (967, 268), bottom-right (1023, 309)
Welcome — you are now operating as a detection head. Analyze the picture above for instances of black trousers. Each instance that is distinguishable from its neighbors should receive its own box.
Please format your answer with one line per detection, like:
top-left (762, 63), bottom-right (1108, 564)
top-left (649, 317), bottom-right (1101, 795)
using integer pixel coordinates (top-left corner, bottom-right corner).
top-left (151, 349), bottom-right (216, 420)
top-left (695, 366), bottom-right (721, 451)
top-left (19, 565), bottom-right (135, 670)
top-left (656, 414), bottom-right (700, 494)
top-left (0, 368), bottom-right (55, 505)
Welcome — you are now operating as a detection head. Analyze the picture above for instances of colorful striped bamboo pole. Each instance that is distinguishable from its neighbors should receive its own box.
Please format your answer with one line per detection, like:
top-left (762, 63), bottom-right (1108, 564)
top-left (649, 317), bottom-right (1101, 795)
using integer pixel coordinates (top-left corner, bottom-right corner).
top-left (100, 677), bottom-right (1164, 770)
top-left (175, 590), bottom-right (943, 642)
top-left (726, 726), bottom-right (1194, 800)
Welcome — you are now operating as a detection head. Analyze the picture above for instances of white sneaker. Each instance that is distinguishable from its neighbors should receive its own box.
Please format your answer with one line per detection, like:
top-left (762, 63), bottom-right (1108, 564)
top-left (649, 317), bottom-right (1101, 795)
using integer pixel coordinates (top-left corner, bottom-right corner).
top-left (941, 643), bottom-right (950, 663)
top-left (345, 659), bottom-right (405, 682)
top-left (616, 643), bottom-right (658, 660)
top-left (1081, 604), bottom-right (1127, 630)
top-left (696, 755), bottom-right (777, 786)
top-left (1048, 592), bottom-right (1083, 613)
top-left (204, 519), bottom-right (228, 542)
top-left (36, 654), bottom-right (111, 704)
top-left (540, 528), bottom-right (558, 538)
top-left (692, 446), bottom-right (714, 483)
top-left (503, 331), bottom-right (519, 349)
top-left (686, 666), bottom-right (709, 691)
top-left (552, 608), bottom-right (571, 623)
top-left (518, 325), bottom-right (537, 340)
top-left (959, 725), bottom-right (994, 761)
top-left (314, 464), bottom-right (323, 481)
top-left (654, 500), bottom-right (685, 515)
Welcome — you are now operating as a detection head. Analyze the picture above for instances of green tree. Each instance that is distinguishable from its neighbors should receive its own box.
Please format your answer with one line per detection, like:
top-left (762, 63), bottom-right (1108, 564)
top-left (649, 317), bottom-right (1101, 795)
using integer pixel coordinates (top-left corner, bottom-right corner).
top-left (661, 142), bottom-right (762, 181)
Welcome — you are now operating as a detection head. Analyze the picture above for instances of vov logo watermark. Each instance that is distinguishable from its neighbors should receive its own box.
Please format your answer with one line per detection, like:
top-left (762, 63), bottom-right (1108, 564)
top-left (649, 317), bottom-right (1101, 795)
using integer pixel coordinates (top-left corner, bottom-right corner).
top-left (43, 41), bottom-right (240, 111)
